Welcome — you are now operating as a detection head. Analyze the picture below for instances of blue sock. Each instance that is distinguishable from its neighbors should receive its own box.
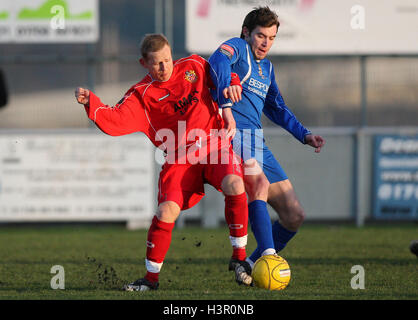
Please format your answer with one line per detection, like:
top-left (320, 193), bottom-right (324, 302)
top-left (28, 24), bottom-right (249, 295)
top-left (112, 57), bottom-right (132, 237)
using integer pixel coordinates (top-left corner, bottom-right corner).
top-left (272, 220), bottom-right (297, 252)
top-left (249, 247), bottom-right (261, 264)
top-left (248, 200), bottom-right (275, 263)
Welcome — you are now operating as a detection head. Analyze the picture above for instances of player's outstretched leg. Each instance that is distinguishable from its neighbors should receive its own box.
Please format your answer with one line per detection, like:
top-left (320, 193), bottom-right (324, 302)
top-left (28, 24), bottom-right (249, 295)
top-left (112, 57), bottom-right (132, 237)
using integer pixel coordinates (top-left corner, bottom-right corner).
top-left (268, 179), bottom-right (305, 253)
top-left (221, 174), bottom-right (253, 286)
top-left (123, 201), bottom-right (179, 292)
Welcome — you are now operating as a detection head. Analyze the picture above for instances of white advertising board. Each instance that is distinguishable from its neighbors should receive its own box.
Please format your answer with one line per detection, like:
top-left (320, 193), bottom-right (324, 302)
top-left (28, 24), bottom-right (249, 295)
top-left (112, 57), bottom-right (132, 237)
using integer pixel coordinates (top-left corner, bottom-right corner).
top-left (186, 0), bottom-right (418, 55)
top-left (0, 132), bottom-right (154, 222)
top-left (0, 0), bottom-right (99, 43)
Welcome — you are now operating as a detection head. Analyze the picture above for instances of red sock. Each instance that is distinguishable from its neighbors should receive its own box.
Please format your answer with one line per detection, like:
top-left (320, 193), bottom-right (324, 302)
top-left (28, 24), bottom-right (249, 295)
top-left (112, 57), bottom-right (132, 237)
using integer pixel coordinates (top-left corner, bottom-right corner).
top-left (145, 216), bottom-right (175, 283)
top-left (224, 192), bottom-right (249, 261)
top-left (145, 271), bottom-right (159, 284)
top-left (232, 247), bottom-right (247, 261)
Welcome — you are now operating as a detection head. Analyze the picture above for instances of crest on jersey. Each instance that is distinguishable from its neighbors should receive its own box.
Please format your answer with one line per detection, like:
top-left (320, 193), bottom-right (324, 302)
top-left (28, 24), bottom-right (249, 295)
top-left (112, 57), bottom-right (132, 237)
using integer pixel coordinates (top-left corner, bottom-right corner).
top-left (185, 70), bottom-right (198, 83)
top-left (258, 64), bottom-right (265, 79)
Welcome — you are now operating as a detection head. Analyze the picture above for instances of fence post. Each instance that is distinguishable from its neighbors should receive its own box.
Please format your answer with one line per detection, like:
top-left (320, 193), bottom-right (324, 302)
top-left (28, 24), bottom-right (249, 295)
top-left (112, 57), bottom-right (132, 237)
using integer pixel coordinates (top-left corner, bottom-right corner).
top-left (356, 128), bottom-right (367, 227)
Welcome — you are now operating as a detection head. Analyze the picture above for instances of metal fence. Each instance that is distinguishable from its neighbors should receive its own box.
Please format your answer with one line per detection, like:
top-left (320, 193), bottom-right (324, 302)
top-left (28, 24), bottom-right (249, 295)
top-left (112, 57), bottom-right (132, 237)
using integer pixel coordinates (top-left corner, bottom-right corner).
top-left (0, 54), bottom-right (417, 129)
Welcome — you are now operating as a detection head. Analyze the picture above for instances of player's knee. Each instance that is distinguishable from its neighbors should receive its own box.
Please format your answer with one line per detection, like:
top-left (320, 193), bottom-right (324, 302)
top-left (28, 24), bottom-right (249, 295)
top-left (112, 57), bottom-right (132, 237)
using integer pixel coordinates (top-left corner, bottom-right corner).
top-left (256, 175), bottom-right (270, 197)
top-left (221, 174), bottom-right (245, 195)
top-left (245, 174), bottom-right (269, 202)
top-left (156, 202), bottom-right (180, 223)
top-left (243, 158), bottom-right (263, 176)
top-left (287, 206), bottom-right (305, 230)
top-left (157, 210), bottom-right (178, 223)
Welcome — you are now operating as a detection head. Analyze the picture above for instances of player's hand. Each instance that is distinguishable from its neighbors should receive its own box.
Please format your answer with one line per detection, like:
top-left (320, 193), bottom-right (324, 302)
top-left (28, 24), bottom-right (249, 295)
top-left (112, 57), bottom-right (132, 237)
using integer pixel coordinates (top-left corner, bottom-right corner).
top-left (305, 134), bottom-right (325, 153)
top-left (75, 87), bottom-right (90, 105)
top-left (221, 108), bottom-right (237, 139)
top-left (223, 85), bottom-right (242, 104)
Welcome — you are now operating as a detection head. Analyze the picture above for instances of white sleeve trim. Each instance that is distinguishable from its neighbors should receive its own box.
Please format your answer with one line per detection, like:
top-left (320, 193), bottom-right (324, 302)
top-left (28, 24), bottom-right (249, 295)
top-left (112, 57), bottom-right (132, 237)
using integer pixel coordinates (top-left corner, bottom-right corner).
top-left (221, 102), bottom-right (233, 108)
top-left (240, 45), bottom-right (252, 85)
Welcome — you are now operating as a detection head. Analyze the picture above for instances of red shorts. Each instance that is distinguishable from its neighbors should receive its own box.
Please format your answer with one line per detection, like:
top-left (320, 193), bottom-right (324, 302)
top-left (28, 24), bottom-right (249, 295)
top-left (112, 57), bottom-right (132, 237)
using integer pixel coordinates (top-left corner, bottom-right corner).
top-left (157, 144), bottom-right (243, 210)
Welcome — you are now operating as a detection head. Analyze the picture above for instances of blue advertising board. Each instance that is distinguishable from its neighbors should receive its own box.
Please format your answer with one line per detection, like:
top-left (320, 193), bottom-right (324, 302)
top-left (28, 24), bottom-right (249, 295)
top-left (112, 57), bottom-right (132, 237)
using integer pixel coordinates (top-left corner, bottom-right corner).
top-left (373, 135), bottom-right (418, 220)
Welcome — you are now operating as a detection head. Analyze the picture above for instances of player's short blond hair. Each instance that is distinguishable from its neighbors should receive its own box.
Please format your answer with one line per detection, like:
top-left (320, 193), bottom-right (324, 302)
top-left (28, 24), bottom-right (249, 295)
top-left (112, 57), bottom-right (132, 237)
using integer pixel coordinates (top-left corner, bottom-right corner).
top-left (140, 34), bottom-right (170, 60)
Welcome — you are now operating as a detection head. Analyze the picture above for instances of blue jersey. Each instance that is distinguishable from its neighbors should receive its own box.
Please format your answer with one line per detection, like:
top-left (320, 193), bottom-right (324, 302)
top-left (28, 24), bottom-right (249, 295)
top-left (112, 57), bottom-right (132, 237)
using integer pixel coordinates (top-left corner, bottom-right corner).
top-left (208, 37), bottom-right (310, 144)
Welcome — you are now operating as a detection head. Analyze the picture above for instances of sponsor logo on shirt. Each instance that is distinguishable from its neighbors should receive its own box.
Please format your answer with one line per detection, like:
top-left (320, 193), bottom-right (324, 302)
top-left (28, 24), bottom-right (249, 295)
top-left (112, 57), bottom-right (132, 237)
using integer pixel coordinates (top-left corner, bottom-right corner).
top-left (184, 70), bottom-right (198, 83)
top-left (247, 77), bottom-right (269, 98)
top-left (173, 90), bottom-right (199, 115)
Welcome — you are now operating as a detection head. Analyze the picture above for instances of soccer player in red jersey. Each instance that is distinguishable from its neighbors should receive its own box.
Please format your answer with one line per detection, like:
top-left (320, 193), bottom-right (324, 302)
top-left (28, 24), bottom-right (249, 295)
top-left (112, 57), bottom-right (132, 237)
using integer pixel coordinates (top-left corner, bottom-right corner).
top-left (75, 34), bottom-right (252, 291)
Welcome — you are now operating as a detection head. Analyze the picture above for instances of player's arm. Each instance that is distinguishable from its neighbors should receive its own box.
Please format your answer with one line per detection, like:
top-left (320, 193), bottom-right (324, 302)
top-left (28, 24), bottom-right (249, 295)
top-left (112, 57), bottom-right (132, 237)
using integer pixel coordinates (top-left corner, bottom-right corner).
top-left (304, 134), bottom-right (325, 153)
top-left (192, 54), bottom-right (241, 104)
top-left (75, 87), bottom-right (148, 136)
top-left (204, 70), bottom-right (240, 139)
top-left (195, 54), bottom-right (240, 138)
top-left (208, 42), bottom-right (240, 108)
top-left (263, 70), bottom-right (311, 144)
top-left (221, 107), bottom-right (237, 139)
top-left (263, 72), bottom-right (325, 152)
top-left (222, 73), bottom-right (242, 104)
top-left (221, 73), bottom-right (241, 139)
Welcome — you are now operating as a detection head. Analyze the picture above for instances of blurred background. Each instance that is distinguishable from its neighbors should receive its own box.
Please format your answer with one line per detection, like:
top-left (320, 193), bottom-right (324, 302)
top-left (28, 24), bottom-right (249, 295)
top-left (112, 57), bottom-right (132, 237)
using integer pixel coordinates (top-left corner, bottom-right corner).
top-left (0, 0), bottom-right (417, 228)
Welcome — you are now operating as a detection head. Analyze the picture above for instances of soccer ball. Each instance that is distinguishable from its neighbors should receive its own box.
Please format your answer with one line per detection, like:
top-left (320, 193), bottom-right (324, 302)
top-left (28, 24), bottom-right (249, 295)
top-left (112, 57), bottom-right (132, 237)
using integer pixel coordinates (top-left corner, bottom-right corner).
top-left (251, 254), bottom-right (291, 290)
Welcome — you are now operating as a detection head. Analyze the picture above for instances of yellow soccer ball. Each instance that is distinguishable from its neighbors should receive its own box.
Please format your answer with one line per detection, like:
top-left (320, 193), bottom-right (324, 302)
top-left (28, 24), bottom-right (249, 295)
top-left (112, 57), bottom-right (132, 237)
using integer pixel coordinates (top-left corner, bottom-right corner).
top-left (251, 255), bottom-right (291, 290)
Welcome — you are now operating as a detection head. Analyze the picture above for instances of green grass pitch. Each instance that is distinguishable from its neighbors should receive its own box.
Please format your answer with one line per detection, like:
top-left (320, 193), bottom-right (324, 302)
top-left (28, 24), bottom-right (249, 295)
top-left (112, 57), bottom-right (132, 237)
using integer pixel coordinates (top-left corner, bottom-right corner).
top-left (0, 223), bottom-right (417, 300)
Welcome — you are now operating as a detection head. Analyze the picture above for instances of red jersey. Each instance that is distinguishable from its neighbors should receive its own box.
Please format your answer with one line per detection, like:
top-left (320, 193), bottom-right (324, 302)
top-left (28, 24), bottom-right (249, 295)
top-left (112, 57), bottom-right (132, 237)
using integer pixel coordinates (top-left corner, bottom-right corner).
top-left (85, 54), bottom-right (239, 162)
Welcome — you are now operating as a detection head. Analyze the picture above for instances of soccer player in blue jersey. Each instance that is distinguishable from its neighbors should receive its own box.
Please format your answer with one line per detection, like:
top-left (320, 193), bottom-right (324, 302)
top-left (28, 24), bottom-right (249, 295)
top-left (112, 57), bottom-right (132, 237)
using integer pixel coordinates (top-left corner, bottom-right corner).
top-left (209, 6), bottom-right (325, 270)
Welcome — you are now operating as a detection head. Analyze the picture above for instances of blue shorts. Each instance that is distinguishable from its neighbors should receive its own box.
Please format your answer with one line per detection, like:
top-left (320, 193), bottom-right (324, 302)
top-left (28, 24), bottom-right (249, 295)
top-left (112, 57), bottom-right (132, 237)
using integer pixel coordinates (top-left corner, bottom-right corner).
top-left (232, 129), bottom-right (288, 184)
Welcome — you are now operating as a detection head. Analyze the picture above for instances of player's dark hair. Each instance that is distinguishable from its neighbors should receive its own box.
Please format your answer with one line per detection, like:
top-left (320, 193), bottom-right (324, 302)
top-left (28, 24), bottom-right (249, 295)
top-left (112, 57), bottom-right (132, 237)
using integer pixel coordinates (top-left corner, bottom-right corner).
top-left (140, 33), bottom-right (170, 60)
top-left (240, 6), bottom-right (280, 39)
